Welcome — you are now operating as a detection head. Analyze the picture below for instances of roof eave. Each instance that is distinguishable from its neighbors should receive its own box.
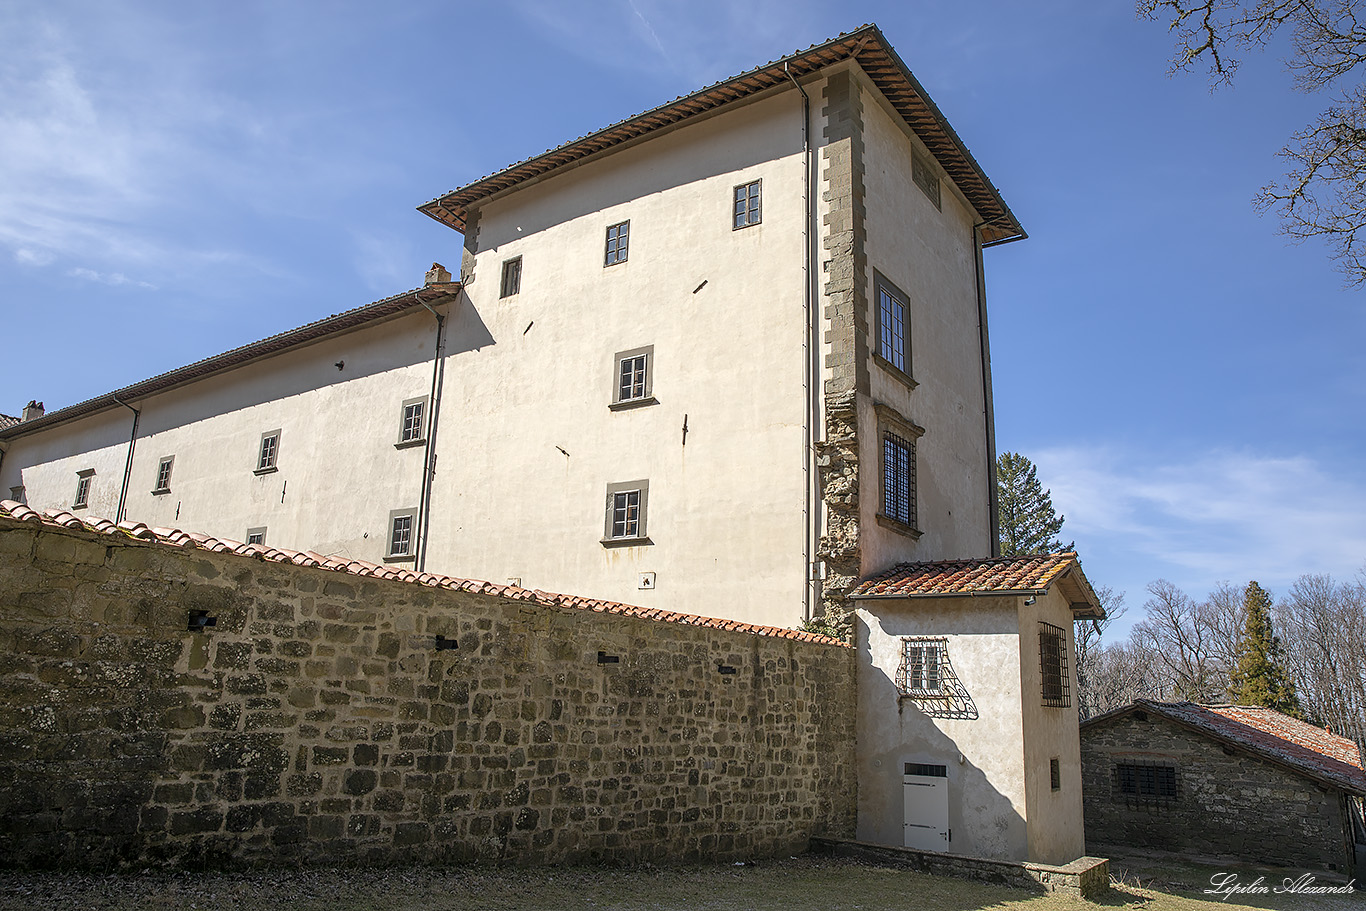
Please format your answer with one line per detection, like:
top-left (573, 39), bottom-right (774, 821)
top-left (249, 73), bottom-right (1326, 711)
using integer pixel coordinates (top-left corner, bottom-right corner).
top-left (1, 283), bottom-right (462, 441)
top-left (417, 24), bottom-right (1023, 244)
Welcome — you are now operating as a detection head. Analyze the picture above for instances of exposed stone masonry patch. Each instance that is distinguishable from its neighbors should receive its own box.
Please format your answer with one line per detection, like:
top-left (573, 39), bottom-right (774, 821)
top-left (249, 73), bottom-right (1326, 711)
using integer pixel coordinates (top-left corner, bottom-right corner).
top-left (0, 519), bottom-right (857, 869)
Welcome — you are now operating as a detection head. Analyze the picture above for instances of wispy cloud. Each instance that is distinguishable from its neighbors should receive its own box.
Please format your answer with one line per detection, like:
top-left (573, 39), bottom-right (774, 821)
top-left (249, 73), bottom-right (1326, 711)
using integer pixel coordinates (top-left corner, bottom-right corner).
top-left (67, 267), bottom-right (156, 289)
top-left (1034, 446), bottom-right (1366, 598)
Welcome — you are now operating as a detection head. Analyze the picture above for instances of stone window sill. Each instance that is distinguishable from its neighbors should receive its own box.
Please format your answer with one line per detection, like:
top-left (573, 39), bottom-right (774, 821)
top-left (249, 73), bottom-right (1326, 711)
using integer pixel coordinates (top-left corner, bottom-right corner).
top-left (609, 396), bottom-right (659, 412)
top-left (253, 466), bottom-right (278, 476)
top-left (874, 353), bottom-right (918, 390)
top-left (393, 438), bottom-right (426, 450)
top-left (601, 536), bottom-right (653, 548)
top-left (383, 552), bottom-right (416, 563)
top-left (151, 488), bottom-right (171, 496)
top-left (877, 513), bottom-right (922, 539)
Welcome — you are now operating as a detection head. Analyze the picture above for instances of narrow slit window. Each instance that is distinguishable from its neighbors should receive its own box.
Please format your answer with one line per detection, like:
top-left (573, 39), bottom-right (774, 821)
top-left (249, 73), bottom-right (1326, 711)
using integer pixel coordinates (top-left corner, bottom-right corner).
top-left (500, 256), bottom-right (522, 298)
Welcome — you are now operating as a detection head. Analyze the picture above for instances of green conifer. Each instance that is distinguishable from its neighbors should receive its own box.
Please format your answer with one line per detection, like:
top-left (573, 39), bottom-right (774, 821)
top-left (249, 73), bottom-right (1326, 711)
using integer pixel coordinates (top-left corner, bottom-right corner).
top-left (1229, 581), bottom-right (1302, 716)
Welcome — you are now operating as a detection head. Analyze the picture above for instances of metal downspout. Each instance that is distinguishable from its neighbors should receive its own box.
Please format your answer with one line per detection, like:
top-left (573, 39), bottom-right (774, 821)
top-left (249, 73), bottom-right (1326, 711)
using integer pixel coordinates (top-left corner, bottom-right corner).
top-left (971, 224), bottom-right (999, 557)
top-left (414, 295), bottom-right (447, 572)
top-left (112, 395), bottom-right (140, 524)
top-left (786, 62), bottom-right (819, 623)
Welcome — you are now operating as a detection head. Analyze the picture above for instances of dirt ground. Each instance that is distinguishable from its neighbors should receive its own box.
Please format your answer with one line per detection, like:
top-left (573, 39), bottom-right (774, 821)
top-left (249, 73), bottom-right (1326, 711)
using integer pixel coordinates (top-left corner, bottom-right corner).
top-left (0, 853), bottom-right (1356, 911)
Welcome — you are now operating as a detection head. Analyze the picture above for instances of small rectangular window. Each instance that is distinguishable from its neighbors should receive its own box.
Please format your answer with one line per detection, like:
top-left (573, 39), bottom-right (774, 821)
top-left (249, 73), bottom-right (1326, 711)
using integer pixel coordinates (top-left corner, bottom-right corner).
top-left (245, 527), bottom-right (267, 546)
top-left (397, 397), bottom-right (428, 446)
top-left (912, 148), bottom-right (942, 210)
top-left (602, 480), bottom-right (650, 545)
top-left (1115, 762), bottom-right (1178, 800)
top-left (500, 256), bottom-right (522, 298)
top-left (882, 431), bottom-right (916, 528)
top-left (1039, 621), bottom-right (1071, 707)
top-left (8, 486), bottom-right (26, 505)
top-left (153, 456), bottom-right (174, 494)
top-left (609, 345), bottom-right (656, 409)
top-left (256, 430), bottom-right (281, 473)
top-left (604, 221), bottom-right (629, 266)
top-left (386, 508), bottom-right (417, 560)
top-left (73, 470), bottom-right (94, 509)
top-left (1050, 758), bottom-right (1061, 792)
top-left (733, 180), bottom-right (761, 229)
top-left (876, 273), bottom-right (911, 379)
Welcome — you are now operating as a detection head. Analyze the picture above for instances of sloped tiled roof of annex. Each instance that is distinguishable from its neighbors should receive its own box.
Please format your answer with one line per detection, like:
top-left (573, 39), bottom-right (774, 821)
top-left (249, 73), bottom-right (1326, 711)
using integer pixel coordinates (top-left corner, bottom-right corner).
top-left (851, 553), bottom-right (1080, 598)
top-left (0, 501), bottom-right (847, 648)
top-left (1082, 699), bottom-right (1366, 796)
top-left (0, 414), bottom-right (17, 431)
top-left (0, 283), bottom-right (461, 441)
top-left (418, 24), bottom-right (1024, 246)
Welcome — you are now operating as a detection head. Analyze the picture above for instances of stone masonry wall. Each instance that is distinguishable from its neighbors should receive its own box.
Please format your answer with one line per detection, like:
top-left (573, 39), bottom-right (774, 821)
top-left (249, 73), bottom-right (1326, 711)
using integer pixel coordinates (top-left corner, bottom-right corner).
top-left (0, 517), bottom-right (857, 869)
top-left (1081, 713), bottom-right (1353, 871)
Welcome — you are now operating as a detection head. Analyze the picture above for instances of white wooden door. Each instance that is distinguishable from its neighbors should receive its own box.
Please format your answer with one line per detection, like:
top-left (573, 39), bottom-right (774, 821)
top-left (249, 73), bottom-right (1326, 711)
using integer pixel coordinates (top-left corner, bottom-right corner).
top-left (902, 772), bottom-right (950, 851)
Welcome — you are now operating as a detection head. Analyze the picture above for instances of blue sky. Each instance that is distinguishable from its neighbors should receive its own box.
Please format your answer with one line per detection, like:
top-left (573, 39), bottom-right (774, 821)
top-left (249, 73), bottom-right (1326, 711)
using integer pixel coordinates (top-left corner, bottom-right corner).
top-left (2, 1), bottom-right (1363, 629)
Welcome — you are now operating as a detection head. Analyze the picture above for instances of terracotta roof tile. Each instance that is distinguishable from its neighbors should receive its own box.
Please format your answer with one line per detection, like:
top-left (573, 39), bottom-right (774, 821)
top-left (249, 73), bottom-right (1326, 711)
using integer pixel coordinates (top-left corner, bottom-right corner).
top-left (0, 414), bottom-right (18, 430)
top-left (0, 501), bottom-right (847, 649)
top-left (1084, 699), bottom-right (1366, 795)
top-left (850, 553), bottom-right (1079, 598)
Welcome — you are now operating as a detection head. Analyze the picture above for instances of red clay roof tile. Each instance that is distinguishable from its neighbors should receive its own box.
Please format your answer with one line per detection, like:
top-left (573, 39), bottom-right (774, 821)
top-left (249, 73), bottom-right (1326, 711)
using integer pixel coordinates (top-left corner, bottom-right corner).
top-left (850, 553), bottom-right (1079, 598)
top-left (0, 501), bottom-right (847, 649)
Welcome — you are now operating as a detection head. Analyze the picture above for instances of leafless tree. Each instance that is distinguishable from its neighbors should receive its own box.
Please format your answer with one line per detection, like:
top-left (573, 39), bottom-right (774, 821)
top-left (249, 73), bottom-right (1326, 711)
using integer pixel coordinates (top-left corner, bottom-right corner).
top-left (1075, 585), bottom-right (1128, 719)
top-left (1084, 641), bottom-right (1166, 716)
top-left (1277, 571), bottom-right (1366, 761)
top-left (1132, 579), bottom-right (1233, 701)
top-left (1140, 0), bottom-right (1366, 282)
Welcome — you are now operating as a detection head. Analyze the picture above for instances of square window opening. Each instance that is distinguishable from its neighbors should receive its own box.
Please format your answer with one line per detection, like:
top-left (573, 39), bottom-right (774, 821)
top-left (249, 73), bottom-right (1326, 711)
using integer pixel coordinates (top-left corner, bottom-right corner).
top-left (245, 527), bottom-right (267, 546)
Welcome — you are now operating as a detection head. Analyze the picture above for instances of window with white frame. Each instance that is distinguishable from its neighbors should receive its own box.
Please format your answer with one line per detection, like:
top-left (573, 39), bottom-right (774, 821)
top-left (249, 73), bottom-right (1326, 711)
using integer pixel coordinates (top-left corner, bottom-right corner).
top-left (610, 345), bottom-right (656, 409)
top-left (602, 480), bottom-right (649, 545)
top-left (245, 527), bottom-right (267, 546)
top-left (397, 397), bottom-right (428, 446)
top-left (500, 256), bottom-right (522, 298)
top-left (876, 272), bottom-right (912, 380)
top-left (256, 430), bottom-right (280, 473)
top-left (604, 221), bottom-right (629, 266)
top-left (153, 456), bottom-right (174, 494)
top-left (733, 180), bottom-right (761, 229)
top-left (73, 470), bottom-right (94, 509)
top-left (386, 508), bottom-right (417, 560)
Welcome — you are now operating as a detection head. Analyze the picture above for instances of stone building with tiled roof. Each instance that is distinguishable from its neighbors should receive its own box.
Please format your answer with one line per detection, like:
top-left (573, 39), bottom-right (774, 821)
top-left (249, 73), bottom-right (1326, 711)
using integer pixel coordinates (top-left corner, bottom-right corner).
top-left (1080, 700), bottom-right (1366, 876)
top-left (0, 25), bottom-right (1099, 867)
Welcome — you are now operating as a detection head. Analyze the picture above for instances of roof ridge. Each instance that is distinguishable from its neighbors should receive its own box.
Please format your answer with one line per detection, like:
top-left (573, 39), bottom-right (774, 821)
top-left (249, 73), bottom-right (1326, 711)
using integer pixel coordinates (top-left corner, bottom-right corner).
top-left (0, 501), bottom-right (848, 649)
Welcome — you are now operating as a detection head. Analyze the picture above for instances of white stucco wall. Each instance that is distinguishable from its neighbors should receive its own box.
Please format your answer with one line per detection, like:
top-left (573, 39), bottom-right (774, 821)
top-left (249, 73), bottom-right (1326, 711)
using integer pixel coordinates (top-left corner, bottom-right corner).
top-left (855, 70), bottom-right (993, 573)
top-left (1018, 591), bottom-right (1087, 864)
top-left (855, 598), bottom-right (1028, 861)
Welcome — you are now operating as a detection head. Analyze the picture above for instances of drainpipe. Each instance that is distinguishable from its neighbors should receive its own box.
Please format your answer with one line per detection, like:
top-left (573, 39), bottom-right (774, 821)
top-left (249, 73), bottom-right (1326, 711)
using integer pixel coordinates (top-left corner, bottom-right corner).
top-left (112, 395), bottom-right (140, 524)
top-left (786, 62), bottom-right (819, 623)
top-left (413, 293), bottom-right (447, 572)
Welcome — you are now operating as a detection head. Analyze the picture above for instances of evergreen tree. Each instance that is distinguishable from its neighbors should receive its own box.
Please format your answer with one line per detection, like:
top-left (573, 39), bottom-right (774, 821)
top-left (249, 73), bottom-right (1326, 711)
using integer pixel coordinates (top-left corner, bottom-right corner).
top-left (1229, 581), bottom-right (1302, 716)
top-left (996, 452), bottom-right (1070, 556)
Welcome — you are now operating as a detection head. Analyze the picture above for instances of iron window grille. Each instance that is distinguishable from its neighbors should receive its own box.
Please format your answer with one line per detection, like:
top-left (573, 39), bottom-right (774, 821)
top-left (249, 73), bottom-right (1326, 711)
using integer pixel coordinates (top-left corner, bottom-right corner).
top-left (1114, 761), bottom-right (1179, 803)
top-left (1039, 621), bottom-right (1071, 707)
top-left (604, 221), bottom-right (629, 266)
top-left (882, 432), bottom-right (916, 528)
top-left (912, 148), bottom-right (942, 210)
top-left (256, 430), bottom-right (280, 472)
top-left (895, 637), bottom-right (978, 719)
top-left (73, 471), bottom-right (93, 509)
top-left (878, 278), bottom-right (910, 375)
top-left (733, 180), bottom-right (761, 229)
top-left (500, 256), bottom-right (522, 297)
top-left (399, 398), bottom-right (426, 444)
top-left (153, 456), bottom-right (173, 493)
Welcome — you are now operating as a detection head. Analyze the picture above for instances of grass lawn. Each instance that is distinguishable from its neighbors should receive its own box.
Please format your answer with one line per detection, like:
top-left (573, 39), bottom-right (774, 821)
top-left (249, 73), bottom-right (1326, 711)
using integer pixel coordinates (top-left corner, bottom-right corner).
top-left (0, 855), bottom-right (1356, 911)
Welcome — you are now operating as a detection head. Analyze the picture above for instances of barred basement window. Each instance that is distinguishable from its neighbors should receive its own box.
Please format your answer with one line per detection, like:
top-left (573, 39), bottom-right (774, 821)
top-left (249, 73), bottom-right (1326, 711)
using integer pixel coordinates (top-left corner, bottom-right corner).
top-left (912, 148), bottom-right (942, 210)
top-left (1039, 621), bottom-right (1070, 707)
top-left (1114, 762), bottom-right (1179, 800)
top-left (604, 221), bottom-right (630, 266)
